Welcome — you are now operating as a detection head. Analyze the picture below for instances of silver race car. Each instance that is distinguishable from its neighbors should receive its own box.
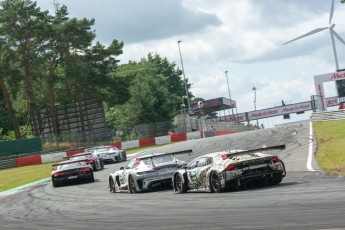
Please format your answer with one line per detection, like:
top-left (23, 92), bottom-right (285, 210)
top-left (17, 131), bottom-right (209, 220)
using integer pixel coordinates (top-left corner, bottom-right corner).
top-left (89, 146), bottom-right (127, 163)
top-left (173, 145), bottom-right (286, 193)
top-left (109, 149), bottom-right (192, 193)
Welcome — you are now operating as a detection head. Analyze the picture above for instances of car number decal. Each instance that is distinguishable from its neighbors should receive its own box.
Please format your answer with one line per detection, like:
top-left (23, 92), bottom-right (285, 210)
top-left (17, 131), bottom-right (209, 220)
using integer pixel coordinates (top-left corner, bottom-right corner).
top-left (119, 175), bottom-right (125, 184)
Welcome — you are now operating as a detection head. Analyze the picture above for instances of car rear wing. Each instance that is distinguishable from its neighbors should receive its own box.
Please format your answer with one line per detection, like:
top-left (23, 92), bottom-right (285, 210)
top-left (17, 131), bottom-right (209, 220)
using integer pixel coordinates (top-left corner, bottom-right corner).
top-left (138, 149), bottom-right (193, 160)
top-left (52, 159), bottom-right (87, 167)
top-left (135, 149), bottom-right (193, 167)
top-left (224, 144), bottom-right (286, 158)
top-left (63, 153), bottom-right (92, 160)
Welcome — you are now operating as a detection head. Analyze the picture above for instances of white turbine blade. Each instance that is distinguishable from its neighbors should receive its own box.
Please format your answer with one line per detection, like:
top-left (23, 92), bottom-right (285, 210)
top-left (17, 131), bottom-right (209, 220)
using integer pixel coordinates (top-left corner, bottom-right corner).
top-left (332, 29), bottom-right (345, 46)
top-left (329, 0), bottom-right (334, 24)
top-left (329, 29), bottom-right (339, 70)
top-left (282, 27), bottom-right (328, 45)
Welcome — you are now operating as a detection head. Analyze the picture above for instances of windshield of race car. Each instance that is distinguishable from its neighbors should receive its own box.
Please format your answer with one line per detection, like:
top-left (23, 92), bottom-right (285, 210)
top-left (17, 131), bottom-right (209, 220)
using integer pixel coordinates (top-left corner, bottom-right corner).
top-left (142, 155), bottom-right (174, 165)
top-left (95, 147), bottom-right (116, 152)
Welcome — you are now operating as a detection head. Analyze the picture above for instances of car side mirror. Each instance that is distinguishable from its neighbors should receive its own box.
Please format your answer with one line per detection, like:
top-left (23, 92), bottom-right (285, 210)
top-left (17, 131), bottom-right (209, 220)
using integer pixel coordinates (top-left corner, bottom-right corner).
top-left (182, 165), bottom-right (188, 170)
top-left (120, 167), bottom-right (124, 170)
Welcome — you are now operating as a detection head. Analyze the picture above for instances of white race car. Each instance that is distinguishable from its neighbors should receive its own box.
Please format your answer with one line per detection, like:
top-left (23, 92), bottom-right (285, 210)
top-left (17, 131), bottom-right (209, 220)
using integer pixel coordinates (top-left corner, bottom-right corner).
top-left (88, 146), bottom-right (126, 163)
top-left (172, 145), bottom-right (286, 193)
top-left (108, 149), bottom-right (192, 193)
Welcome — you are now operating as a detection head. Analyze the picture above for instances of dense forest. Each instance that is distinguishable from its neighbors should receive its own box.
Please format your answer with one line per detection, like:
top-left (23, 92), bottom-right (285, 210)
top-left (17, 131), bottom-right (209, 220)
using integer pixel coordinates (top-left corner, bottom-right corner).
top-left (0, 0), bottom-right (194, 141)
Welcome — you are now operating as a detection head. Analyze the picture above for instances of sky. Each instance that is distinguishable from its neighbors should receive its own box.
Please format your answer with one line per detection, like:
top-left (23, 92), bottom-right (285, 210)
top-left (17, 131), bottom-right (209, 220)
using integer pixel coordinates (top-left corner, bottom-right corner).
top-left (37, 0), bottom-right (345, 127)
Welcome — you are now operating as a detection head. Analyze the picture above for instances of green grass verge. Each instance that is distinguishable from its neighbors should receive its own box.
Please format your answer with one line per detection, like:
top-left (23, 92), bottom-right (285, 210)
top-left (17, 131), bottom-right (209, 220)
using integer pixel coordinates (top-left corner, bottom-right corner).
top-left (0, 163), bottom-right (53, 192)
top-left (314, 119), bottom-right (345, 176)
top-left (0, 146), bottom-right (158, 192)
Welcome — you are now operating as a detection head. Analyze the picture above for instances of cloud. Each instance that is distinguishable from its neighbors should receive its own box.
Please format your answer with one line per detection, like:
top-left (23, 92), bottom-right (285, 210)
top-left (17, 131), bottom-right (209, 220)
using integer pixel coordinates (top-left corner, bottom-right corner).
top-left (38, 0), bottom-right (221, 44)
top-left (35, 0), bottom-right (345, 127)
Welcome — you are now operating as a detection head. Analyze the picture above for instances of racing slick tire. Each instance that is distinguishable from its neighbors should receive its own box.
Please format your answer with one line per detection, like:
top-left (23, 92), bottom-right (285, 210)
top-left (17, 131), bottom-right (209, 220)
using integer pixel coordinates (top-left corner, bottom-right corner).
top-left (109, 178), bottom-right (116, 193)
top-left (210, 171), bottom-right (222, 193)
top-left (128, 175), bottom-right (137, 193)
top-left (52, 178), bottom-right (60, 188)
top-left (114, 156), bottom-right (119, 163)
top-left (174, 173), bottom-right (188, 193)
top-left (92, 163), bottom-right (98, 172)
top-left (89, 172), bottom-right (95, 183)
top-left (272, 174), bottom-right (283, 185)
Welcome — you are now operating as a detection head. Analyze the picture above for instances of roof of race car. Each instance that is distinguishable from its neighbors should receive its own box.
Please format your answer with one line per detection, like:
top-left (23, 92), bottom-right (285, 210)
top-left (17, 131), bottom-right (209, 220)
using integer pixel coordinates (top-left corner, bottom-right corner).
top-left (63, 153), bottom-right (93, 160)
top-left (70, 153), bottom-right (92, 157)
top-left (93, 145), bottom-right (116, 149)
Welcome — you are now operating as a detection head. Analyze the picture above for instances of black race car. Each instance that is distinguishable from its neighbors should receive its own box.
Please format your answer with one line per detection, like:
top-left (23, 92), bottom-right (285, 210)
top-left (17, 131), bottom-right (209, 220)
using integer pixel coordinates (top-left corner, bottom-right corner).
top-left (51, 160), bottom-right (95, 187)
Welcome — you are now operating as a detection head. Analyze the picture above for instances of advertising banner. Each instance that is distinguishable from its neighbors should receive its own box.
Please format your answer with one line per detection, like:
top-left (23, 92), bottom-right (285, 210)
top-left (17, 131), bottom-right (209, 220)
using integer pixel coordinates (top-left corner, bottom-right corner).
top-left (247, 101), bottom-right (312, 121)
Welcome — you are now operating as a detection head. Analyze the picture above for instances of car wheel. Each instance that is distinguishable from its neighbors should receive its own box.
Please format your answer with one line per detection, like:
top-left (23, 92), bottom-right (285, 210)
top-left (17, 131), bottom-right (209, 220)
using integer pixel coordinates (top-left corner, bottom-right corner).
top-left (109, 178), bottom-right (116, 193)
top-left (52, 177), bottom-right (59, 188)
top-left (174, 173), bottom-right (187, 193)
top-left (210, 171), bottom-right (222, 193)
top-left (128, 176), bottom-right (137, 193)
top-left (93, 163), bottom-right (98, 172)
top-left (100, 160), bottom-right (104, 169)
top-left (273, 174), bottom-right (283, 185)
top-left (89, 172), bottom-right (95, 183)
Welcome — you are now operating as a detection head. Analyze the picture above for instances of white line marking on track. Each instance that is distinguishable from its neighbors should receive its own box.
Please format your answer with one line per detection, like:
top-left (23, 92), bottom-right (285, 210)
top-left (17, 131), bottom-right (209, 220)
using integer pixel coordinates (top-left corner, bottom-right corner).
top-left (307, 121), bottom-right (315, 171)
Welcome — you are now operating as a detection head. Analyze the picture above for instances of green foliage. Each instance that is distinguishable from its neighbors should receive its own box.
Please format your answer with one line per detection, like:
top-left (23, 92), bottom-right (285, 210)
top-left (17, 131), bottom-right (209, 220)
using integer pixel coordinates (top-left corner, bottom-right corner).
top-left (0, 0), bottom-right (191, 141)
top-left (0, 96), bottom-right (12, 132)
top-left (104, 53), bottom-right (190, 129)
top-left (314, 120), bottom-right (345, 176)
top-left (0, 126), bottom-right (33, 141)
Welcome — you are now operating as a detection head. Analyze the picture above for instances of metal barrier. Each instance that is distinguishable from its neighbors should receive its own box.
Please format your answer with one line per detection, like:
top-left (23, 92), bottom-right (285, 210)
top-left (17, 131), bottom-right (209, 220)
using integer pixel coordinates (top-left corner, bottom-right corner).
top-left (1, 119), bottom-right (254, 158)
top-left (0, 158), bottom-right (16, 170)
top-left (312, 110), bottom-right (345, 122)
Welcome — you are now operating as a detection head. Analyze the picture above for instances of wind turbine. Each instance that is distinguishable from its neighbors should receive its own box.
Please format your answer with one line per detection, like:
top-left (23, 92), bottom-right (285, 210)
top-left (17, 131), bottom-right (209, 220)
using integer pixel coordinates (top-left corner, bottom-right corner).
top-left (282, 0), bottom-right (345, 70)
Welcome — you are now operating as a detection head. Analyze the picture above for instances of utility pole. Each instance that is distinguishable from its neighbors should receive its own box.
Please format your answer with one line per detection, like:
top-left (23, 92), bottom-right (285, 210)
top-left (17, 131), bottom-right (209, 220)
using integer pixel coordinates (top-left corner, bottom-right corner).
top-left (225, 71), bottom-right (235, 116)
top-left (253, 87), bottom-right (259, 126)
top-left (53, 0), bottom-right (60, 14)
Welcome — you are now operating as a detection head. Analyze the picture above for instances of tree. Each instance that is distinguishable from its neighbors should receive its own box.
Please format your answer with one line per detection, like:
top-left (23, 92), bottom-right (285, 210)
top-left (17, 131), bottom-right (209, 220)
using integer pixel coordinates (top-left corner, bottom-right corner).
top-left (0, 24), bottom-right (23, 139)
top-left (43, 5), bottom-right (96, 135)
top-left (106, 53), bottom-right (192, 129)
top-left (0, 0), bottom-right (51, 136)
top-left (62, 39), bottom-right (123, 140)
top-left (0, 74), bottom-right (21, 139)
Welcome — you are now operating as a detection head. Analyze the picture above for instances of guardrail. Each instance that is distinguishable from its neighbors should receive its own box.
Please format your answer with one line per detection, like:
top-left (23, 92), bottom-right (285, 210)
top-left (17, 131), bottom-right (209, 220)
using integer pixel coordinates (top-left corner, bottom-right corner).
top-left (0, 159), bottom-right (16, 170)
top-left (0, 129), bottom-right (240, 170)
top-left (312, 110), bottom-right (345, 122)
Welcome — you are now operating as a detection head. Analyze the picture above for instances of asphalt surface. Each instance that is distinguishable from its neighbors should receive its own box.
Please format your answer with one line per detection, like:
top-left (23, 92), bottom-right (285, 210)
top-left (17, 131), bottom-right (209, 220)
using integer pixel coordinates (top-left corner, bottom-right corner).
top-left (1, 122), bottom-right (345, 230)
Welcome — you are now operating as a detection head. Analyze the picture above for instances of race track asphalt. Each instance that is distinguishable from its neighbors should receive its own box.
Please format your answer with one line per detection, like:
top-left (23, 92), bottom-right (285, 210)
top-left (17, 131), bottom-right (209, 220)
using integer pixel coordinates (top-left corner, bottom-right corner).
top-left (1, 122), bottom-right (344, 230)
